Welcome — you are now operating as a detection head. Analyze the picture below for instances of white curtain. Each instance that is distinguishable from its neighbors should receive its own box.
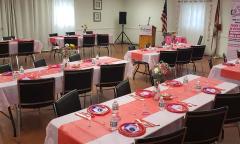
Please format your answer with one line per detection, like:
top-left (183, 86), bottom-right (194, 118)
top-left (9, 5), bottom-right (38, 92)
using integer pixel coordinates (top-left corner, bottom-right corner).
top-left (178, 1), bottom-right (206, 44)
top-left (53, 0), bottom-right (75, 35)
top-left (0, 0), bottom-right (53, 50)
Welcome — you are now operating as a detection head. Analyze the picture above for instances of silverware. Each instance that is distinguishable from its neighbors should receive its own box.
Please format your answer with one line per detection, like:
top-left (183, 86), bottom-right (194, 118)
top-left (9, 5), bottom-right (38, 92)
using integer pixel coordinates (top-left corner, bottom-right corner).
top-left (135, 119), bottom-right (160, 127)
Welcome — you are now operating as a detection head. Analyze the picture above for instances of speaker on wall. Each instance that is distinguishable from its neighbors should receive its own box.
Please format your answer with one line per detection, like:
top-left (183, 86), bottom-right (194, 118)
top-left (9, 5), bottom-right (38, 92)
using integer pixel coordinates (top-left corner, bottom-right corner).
top-left (119, 12), bottom-right (127, 24)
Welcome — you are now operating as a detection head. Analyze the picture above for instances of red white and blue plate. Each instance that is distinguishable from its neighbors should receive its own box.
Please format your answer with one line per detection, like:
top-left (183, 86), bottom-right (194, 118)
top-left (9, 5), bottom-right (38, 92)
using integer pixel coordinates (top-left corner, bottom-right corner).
top-left (135, 89), bottom-right (154, 98)
top-left (202, 87), bottom-right (221, 94)
top-left (118, 122), bottom-right (146, 137)
top-left (165, 103), bottom-right (188, 113)
top-left (87, 104), bottom-right (110, 116)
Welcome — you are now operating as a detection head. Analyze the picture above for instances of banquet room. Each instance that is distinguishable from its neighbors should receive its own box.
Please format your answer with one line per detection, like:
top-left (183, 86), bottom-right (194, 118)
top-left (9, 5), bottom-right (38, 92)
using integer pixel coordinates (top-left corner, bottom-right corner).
top-left (1, 0), bottom-right (240, 143)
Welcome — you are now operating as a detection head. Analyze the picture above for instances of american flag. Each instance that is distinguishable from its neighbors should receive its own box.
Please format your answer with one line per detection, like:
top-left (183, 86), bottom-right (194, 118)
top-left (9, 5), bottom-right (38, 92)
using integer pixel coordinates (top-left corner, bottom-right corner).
top-left (161, 0), bottom-right (167, 33)
top-left (214, 0), bottom-right (221, 31)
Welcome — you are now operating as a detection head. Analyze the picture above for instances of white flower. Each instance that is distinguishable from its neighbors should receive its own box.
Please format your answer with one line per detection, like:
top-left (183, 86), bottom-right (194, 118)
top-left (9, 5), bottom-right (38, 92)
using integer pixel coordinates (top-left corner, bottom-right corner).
top-left (154, 67), bottom-right (159, 73)
top-left (65, 43), bottom-right (69, 47)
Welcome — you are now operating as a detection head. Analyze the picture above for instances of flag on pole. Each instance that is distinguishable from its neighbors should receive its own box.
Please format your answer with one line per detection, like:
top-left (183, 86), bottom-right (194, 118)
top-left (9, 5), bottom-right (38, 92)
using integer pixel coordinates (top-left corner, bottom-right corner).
top-left (214, 0), bottom-right (221, 33)
top-left (161, 0), bottom-right (167, 34)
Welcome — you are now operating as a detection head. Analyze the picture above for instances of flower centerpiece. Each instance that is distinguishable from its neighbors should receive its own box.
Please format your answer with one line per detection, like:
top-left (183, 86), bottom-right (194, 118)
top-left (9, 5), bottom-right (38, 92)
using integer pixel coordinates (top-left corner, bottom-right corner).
top-left (151, 61), bottom-right (170, 86)
top-left (81, 24), bottom-right (88, 34)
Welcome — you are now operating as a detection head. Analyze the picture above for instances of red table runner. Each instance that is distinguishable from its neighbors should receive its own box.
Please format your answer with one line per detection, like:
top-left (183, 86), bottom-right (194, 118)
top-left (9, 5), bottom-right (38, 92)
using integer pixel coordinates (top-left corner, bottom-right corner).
top-left (131, 48), bottom-right (168, 61)
top-left (58, 77), bottom-right (221, 144)
top-left (220, 64), bottom-right (240, 80)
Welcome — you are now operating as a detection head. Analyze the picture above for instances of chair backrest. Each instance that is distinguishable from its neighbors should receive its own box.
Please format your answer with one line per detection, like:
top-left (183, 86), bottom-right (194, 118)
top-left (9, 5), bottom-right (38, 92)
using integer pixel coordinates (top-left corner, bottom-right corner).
top-left (49, 33), bottom-right (58, 37)
top-left (208, 56), bottom-right (213, 69)
top-left (176, 48), bottom-right (193, 64)
top-left (97, 34), bottom-right (109, 46)
top-left (34, 59), bottom-right (47, 68)
top-left (115, 79), bottom-right (131, 97)
top-left (191, 45), bottom-right (206, 61)
top-left (184, 107), bottom-right (228, 144)
top-left (64, 37), bottom-right (78, 47)
top-left (82, 35), bottom-right (95, 47)
top-left (197, 35), bottom-right (203, 45)
top-left (135, 127), bottom-right (186, 144)
top-left (214, 93), bottom-right (240, 124)
top-left (18, 78), bottom-right (55, 108)
top-left (128, 45), bottom-right (136, 51)
top-left (0, 64), bottom-right (12, 73)
top-left (64, 68), bottom-right (93, 94)
top-left (18, 40), bottom-right (34, 55)
top-left (65, 32), bottom-right (75, 35)
top-left (223, 53), bottom-right (227, 63)
top-left (3, 36), bottom-right (15, 40)
top-left (54, 89), bottom-right (81, 117)
top-left (86, 31), bottom-right (93, 34)
top-left (69, 53), bottom-right (81, 62)
top-left (159, 51), bottom-right (177, 67)
top-left (237, 49), bottom-right (240, 58)
top-left (0, 41), bottom-right (9, 57)
top-left (100, 63), bottom-right (126, 87)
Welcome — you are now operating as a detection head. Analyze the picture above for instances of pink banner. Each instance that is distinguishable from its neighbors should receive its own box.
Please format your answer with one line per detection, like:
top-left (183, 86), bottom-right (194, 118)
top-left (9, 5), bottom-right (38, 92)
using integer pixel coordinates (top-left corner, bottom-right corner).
top-left (227, 0), bottom-right (240, 60)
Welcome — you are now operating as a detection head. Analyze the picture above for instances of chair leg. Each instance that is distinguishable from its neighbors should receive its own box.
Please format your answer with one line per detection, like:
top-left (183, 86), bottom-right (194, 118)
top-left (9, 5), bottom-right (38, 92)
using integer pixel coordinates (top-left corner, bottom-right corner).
top-left (193, 62), bottom-right (196, 73)
top-left (237, 123), bottom-right (240, 138)
top-left (16, 55), bottom-right (19, 70)
top-left (107, 47), bottom-right (110, 56)
top-left (7, 107), bottom-right (16, 137)
top-left (84, 94), bottom-right (86, 108)
top-left (133, 64), bottom-right (140, 80)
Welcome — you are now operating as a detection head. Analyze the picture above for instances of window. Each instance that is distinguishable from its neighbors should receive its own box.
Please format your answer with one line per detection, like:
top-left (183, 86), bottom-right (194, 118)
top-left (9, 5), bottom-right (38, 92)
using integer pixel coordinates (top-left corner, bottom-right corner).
top-left (178, 1), bottom-right (206, 44)
top-left (53, 0), bottom-right (75, 34)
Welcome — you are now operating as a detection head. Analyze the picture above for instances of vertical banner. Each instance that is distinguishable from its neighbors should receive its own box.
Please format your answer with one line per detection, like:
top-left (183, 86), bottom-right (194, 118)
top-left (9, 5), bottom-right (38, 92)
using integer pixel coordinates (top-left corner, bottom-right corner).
top-left (227, 0), bottom-right (240, 60)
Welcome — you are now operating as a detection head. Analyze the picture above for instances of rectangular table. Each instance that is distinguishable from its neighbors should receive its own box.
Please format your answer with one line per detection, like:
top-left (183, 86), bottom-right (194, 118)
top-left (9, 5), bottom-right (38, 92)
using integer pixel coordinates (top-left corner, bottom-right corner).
top-left (208, 59), bottom-right (240, 85)
top-left (124, 44), bottom-right (191, 77)
top-left (44, 74), bottom-right (238, 144)
top-left (0, 56), bottom-right (129, 109)
top-left (0, 39), bottom-right (43, 55)
top-left (49, 34), bottom-right (113, 48)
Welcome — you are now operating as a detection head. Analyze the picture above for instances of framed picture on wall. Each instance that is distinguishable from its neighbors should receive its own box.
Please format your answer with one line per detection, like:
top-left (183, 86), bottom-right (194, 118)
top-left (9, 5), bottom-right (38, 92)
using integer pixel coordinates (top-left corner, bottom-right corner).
top-left (93, 12), bottom-right (101, 22)
top-left (93, 0), bottom-right (102, 10)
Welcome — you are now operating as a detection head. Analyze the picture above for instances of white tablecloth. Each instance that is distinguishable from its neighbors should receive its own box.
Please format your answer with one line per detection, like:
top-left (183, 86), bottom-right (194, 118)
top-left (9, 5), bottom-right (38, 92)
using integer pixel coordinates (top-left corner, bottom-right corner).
top-left (44, 74), bottom-right (238, 144)
top-left (208, 60), bottom-right (240, 86)
top-left (0, 40), bottom-right (43, 55)
top-left (0, 56), bottom-right (130, 110)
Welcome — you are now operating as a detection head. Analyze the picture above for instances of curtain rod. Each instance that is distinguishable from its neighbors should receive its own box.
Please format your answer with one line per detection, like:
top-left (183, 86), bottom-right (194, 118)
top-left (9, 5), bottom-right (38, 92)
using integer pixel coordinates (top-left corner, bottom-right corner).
top-left (178, 0), bottom-right (212, 2)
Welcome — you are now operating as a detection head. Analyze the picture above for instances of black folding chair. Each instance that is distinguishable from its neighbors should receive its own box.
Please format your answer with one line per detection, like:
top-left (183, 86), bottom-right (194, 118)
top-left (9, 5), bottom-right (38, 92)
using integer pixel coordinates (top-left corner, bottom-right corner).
top-left (0, 64), bottom-right (12, 73)
top-left (213, 93), bottom-right (240, 140)
top-left (17, 40), bottom-right (35, 69)
top-left (65, 32), bottom-right (75, 35)
top-left (64, 69), bottom-right (93, 107)
top-left (97, 34), bottom-right (110, 56)
top-left (54, 90), bottom-right (81, 117)
top-left (96, 63), bottom-right (126, 101)
top-left (197, 35), bottom-right (203, 45)
top-left (82, 34), bottom-right (95, 58)
top-left (69, 53), bottom-right (81, 62)
top-left (115, 79), bottom-right (131, 97)
top-left (176, 48), bottom-right (192, 75)
top-left (3, 36), bottom-right (15, 40)
top-left (18, 78), bottom-right (55, 127)
top-left (190, 45), bottom-right (206, 73)
top-left (33, 59), bottom-right (47, 68)
top-left (184, 107), bottom-right (228, 144)
top-left (135, 127), bottom-right (186, 144)
top-left (159, 50), bottom-right (177, 78)
top-left (0, 41), bottom-right (11, 64)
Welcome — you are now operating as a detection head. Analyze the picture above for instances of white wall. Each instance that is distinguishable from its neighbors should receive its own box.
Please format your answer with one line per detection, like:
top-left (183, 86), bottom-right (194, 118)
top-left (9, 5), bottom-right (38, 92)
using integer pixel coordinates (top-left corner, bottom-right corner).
top-left (217, 0), bottom-right (231, 56)
top-left (122, 0), bottom-right (164, 45)
top-left (75, 0), bottom-right (124, 41)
